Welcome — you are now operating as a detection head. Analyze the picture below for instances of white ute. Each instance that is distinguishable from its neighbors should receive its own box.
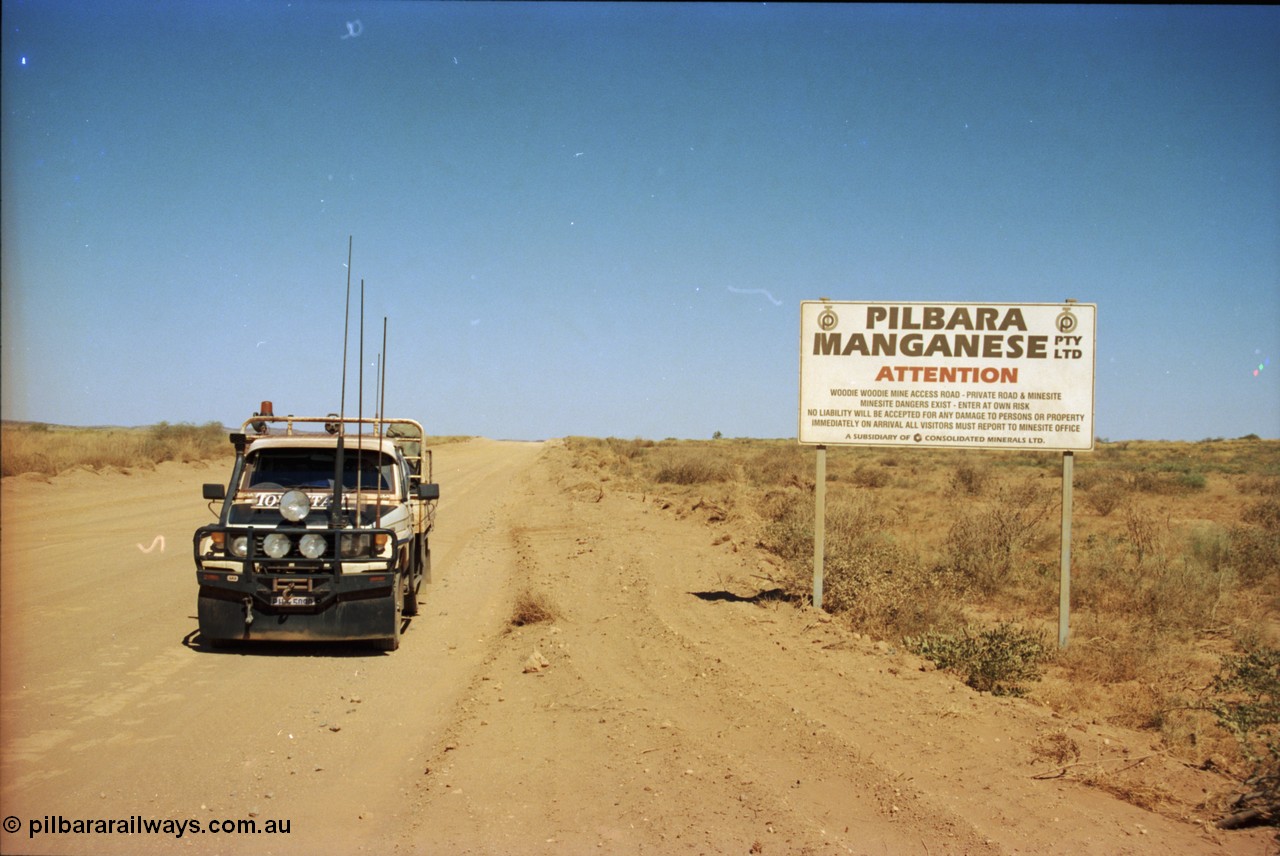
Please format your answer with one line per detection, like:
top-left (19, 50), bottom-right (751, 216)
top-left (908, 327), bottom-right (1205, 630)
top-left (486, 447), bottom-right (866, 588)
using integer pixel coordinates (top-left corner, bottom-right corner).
top-left (193, 402), bottom-right (440, 651)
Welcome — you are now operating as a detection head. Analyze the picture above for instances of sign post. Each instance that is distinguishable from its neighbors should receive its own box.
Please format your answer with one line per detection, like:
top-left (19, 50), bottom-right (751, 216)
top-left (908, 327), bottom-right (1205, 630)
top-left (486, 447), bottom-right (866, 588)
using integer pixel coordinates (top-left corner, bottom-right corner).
top-left (813, 445), bottom-right (826, 609)
top-left (798, 301), bottom-right (1096, 644)
top-left (1059, 451), bottom-right (1074, 648)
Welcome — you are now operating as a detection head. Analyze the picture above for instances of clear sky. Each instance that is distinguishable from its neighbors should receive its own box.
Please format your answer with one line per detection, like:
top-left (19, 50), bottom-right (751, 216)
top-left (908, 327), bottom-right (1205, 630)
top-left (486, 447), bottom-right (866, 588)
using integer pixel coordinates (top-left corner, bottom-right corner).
top-left (3, 2), bottom-right (1277, 441)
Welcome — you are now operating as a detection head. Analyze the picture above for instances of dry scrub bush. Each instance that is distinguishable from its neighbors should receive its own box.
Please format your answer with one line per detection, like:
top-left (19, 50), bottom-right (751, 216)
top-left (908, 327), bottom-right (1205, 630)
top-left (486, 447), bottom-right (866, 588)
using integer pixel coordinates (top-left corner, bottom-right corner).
top-left (648, 446), bottom-right (733, 485)
top-left (563, 437), bottom-right (655, 484)
top-left (1241, 475), bottom-right (1280, 498)
top-left (851, 462), bottom-right (892, 489)
top-left (1082, 474), bottom-right (1129, 517)
top-left (1122, 502), bottom-right (1164, 565)
top-left (1055, 614), bottom-right (1166, 685)
top-left (1230, 498), bottom-right (1280, 589)
top-left (510, 589), bottom-right (558, 627)
top-left (1079, 769), bottom-right (1175, 814)
top-left (948, 460), bottom-right (990, 496)
top-left (2, 421), bottom-right (229, 476)
top-left (822, 539), bottom-right (962, 639)
top-left (1148, 556), bottom-right (1236, 633)
top-left (762, 490), bottom-right (963, 638)
top-left (758, 491), bottom-right (811, 565)
top-left (1030, 731), bottom-right (1082, 766)
top-left (1075, 526), bottom-right (1236, 637)
top-left (942, 477), bottom-right (1055, 596)
top-left (743, 444), bottom-right (809, 488)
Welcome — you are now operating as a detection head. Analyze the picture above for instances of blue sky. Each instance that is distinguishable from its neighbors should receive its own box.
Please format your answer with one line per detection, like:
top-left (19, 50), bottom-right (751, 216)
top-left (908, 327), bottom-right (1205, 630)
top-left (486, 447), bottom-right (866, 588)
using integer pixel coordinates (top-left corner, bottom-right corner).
top-left (3, 2), bottom-right (1277, 441)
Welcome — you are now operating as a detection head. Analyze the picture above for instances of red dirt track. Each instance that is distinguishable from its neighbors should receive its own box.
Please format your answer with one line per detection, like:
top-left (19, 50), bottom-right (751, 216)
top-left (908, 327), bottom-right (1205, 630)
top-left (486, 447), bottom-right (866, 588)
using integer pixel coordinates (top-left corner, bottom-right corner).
top-left (1, 439), bottom-right (1271, 854)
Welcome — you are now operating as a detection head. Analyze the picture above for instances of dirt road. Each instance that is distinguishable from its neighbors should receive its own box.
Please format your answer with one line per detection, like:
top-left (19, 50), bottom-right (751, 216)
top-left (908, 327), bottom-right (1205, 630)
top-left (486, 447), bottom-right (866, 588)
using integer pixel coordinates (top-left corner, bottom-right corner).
top-left (1, 440), bottom-right (1270, 854)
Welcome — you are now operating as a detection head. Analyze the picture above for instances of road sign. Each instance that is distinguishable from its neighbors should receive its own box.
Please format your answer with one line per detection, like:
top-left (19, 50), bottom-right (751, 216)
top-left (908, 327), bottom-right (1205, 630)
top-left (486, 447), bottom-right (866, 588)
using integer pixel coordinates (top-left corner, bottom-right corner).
top-left (799, 301), bottom-right (1096, 451)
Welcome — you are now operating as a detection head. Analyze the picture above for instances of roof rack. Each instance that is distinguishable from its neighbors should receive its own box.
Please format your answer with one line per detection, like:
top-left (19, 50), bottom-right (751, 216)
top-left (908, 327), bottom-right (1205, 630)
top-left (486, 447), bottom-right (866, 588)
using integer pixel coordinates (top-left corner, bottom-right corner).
top-left (239, 413), bottom-right (430, 483)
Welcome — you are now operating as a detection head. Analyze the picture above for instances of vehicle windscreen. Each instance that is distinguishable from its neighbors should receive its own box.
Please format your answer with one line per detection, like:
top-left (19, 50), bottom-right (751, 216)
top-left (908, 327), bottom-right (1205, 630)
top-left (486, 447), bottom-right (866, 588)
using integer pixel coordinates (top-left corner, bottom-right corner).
top-left (241, 449), bottom-right (394, 491)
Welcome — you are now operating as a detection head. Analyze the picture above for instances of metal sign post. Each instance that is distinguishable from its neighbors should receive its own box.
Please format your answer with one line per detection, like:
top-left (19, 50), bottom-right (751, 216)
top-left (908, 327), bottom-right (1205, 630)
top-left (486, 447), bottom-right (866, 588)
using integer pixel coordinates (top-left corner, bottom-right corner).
top-left (813, 445), bottom-right (826, 609)
top-left (1059, 451), bottom-right (1074, 648)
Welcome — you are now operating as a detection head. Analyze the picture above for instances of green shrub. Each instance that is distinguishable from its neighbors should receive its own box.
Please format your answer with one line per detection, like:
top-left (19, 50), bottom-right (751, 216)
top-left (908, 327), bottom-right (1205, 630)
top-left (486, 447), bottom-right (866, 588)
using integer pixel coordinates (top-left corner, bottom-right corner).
top-left (906, 622), bottom-right (1051, 696)
top-left (1124, 464), bottom-right (1208, 494)
top-left (1208, 647), bottom-right (1279, 824)
top-left (1177, 471), bottom-right (1208, 491)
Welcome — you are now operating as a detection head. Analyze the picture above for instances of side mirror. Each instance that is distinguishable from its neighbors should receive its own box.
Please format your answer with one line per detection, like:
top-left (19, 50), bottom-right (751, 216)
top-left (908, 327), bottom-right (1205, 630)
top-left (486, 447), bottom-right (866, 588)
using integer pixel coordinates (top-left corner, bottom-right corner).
top-left (416, 483), bottom-right (440, 501)
top-left (203, 484), bottom-right (226, 501)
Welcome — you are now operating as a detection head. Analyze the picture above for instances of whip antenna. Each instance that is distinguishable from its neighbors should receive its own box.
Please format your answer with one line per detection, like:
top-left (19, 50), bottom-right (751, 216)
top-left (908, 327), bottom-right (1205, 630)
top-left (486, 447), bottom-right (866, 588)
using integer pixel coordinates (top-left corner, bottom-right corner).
top-left (356, 278), bottom-right (365, 518)
top-left (331, 236), bottom-right (353, 527)
top-left (339, 236), bottom-right (352, 426)
top-left (379, 317), bottom-right (388, 432)
top-left (376, 316), bottom-right (388, 527)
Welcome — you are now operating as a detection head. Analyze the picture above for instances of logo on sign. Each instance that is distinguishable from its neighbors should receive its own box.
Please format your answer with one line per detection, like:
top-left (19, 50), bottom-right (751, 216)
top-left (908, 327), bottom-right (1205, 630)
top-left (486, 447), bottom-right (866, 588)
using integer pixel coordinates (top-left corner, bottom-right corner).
top-left (1056, 308), bottom-right (1078, 334)
top-left (817, 308), bottom-right (839, 332)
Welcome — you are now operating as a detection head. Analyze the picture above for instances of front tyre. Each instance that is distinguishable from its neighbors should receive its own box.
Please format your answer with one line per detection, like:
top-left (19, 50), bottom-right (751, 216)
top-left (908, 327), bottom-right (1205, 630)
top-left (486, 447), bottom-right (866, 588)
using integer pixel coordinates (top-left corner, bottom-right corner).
top-left (403, 542), bottom-right (422, 617)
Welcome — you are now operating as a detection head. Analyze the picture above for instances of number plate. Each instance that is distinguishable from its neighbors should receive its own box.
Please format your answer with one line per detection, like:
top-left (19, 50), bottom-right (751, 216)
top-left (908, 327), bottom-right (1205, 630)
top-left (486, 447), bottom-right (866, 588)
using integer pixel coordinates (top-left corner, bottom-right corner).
top-left (271, 595), bottom-right (315, 607)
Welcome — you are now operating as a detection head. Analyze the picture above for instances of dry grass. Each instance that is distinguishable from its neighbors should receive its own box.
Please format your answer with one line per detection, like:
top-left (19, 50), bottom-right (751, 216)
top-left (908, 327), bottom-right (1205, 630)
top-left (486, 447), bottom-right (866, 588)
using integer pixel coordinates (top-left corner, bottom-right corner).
top-left (1, 422), bottom-right (474, 478)
top-left (564, 435), bottom-right (1280, 815)
top-left (510, 588), bottom-right (558, 627)
top-left (1, 421), bottom-right (232, 476)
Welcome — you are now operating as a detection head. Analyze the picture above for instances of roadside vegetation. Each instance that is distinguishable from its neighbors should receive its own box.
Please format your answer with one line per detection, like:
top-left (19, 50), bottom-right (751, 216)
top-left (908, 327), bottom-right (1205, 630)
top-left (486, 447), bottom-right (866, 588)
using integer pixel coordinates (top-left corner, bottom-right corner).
top-left (1, 421), bottom-right (232, 476)
top-left (0, 423), bottom-right (477, 478)
top-left (565, 434), bottom-right (1280, 827)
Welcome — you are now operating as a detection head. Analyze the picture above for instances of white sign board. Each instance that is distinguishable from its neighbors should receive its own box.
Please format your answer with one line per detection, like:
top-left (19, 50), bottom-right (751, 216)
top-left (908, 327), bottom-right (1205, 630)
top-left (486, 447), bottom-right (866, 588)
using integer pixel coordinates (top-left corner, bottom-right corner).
top-left (799, 301), bottom-right (1096, 451)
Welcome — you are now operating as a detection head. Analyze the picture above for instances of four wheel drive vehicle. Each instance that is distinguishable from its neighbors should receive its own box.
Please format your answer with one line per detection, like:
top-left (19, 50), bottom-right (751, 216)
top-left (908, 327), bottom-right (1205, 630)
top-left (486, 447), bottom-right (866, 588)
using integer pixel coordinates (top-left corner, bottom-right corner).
top-left (193, 405), bottom-right (440, 651)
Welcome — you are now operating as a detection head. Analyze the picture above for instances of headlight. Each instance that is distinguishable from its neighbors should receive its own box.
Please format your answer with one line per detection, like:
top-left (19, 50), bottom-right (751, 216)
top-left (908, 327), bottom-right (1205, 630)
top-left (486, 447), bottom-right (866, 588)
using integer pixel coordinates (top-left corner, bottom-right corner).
top-left (339, 533), bottom-right (370, 558)
top-left (263, 532), bottom-right (292, 558)
top-left (299, 533), bottom-right (327, 558)
top-left (279, 490), bottom-right (311, 522)
top-left (230, 535), bottom-right (249, 557)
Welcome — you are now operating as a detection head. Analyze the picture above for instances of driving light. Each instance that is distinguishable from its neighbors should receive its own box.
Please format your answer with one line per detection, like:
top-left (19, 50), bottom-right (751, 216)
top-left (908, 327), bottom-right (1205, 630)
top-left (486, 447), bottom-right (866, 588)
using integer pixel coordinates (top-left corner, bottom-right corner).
top-left (279, 490), bottom-right (311, 522)
top-left (339, 533), bottom-right (370, 558)
top-left (230, 535), bottom-right (249, 557)
top-left (263, 532), bottom-right (292, 558)
top-left (299, 533), bottom-right (326, 558)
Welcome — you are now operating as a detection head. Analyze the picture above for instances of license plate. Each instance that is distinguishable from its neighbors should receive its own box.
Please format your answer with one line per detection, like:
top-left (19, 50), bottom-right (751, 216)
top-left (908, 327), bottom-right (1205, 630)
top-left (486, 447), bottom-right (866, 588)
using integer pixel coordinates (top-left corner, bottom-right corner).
top-left (271, 595), bottom-right (314, 607)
